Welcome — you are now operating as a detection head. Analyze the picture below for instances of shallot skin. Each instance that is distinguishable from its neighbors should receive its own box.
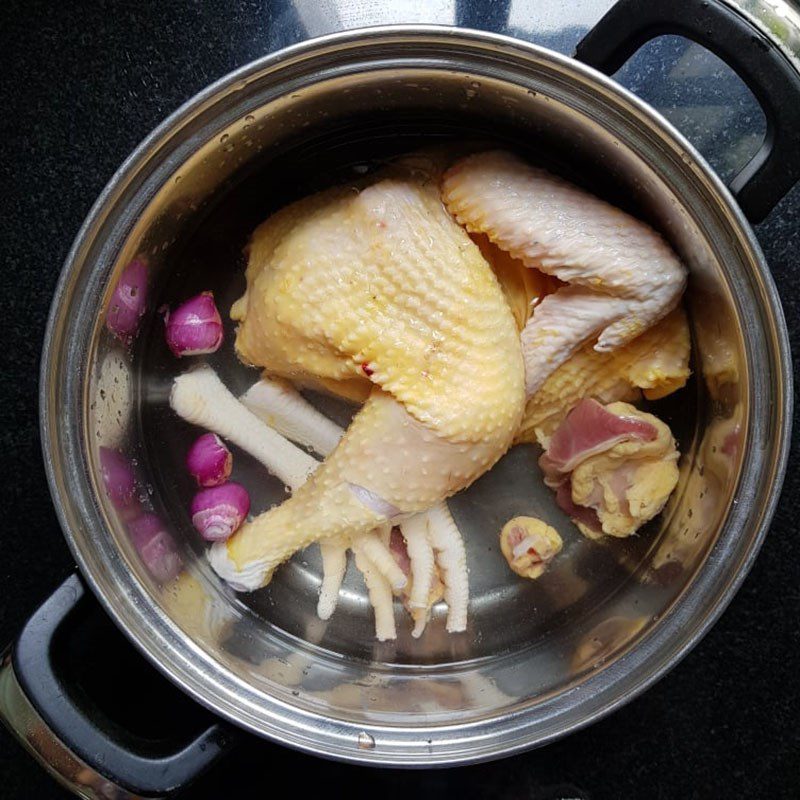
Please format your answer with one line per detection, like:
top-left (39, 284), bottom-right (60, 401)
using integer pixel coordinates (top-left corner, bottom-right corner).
top-left (165, 292), bottom-right (224, 357)
top-left (128, 512), bottom-right (183, 583)
top-left (191, 482), bottom-right (250, 541)
top-left (99, 446), bottom-right (139, 514)
top-left (106, 259), bottom-right (148, 343)
top-left (186, 433), bottom-right (232, 487)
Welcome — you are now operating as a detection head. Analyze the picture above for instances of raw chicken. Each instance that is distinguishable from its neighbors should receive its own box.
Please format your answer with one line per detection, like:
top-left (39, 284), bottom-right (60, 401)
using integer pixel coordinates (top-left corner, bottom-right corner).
top-left (470, 233), bottom-right (562, 330)
top-left (469, 233), bottom-right (690, 448)
top-left (499, 516), bottom-right (563, 579)
top-left (442, 150), bottom-right (687, 394)
top-left (199, 145), bottom-right (689, 636)
top-left (387, 526), bottom-right (446, 623)
top-left (517, 306), bottom-right (690, 447)
top-left (212, 172), bottom-right (525, 589)
top-left (541, 400), bottom-right (679, 539)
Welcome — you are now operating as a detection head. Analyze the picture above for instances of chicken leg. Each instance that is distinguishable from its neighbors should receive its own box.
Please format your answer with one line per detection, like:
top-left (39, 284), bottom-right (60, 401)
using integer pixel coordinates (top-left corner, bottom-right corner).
top-left (212, 175), bottom-right (525, 590)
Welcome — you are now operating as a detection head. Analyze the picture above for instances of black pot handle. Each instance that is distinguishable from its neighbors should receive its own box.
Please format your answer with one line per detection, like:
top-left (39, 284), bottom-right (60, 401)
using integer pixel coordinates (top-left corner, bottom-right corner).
top-left (0, 574), bottom-right (237, 798)
top-left (575, 0), bottom-right (800, 223)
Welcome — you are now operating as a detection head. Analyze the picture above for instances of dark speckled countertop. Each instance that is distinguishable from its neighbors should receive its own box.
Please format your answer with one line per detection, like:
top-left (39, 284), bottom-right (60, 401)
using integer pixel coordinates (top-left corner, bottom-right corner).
top-left (1, 1), bottom-right (799, 798)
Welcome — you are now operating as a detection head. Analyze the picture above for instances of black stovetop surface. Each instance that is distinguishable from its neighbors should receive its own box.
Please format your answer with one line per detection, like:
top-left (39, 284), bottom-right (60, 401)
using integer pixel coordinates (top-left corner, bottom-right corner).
top-left (1, 1), bottom-right (799, 797)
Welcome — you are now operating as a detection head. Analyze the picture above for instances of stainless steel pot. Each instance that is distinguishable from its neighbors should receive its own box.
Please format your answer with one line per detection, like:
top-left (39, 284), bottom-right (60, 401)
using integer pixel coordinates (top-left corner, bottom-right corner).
top-left (3, 0), bottom-right (798, 794)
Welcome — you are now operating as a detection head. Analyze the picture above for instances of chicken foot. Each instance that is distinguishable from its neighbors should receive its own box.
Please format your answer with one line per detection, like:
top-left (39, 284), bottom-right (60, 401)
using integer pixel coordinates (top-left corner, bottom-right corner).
top-left (170, 367), bottom-right (407, 596)
top-left (241, 377), bottom-right (469, 634)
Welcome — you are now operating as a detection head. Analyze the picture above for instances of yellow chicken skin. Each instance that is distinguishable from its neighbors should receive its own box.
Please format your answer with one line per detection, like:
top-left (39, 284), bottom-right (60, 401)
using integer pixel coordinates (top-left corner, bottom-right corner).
top-left (517, 307), bottom-right (691, 447)
top-left (214, 174), bottom-right (525, 589)
top-left (470, 233), bottom-right (562, 331)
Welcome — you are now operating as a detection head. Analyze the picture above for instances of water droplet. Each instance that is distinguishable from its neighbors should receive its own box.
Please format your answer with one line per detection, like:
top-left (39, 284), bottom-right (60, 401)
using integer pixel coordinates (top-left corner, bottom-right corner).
top-left (357, 732), bottom-right (375, 750)
top-left (245, 114), bottom-right (255, 123)
top-left (220, 133), bottom-right (230, 143)
top-left (174, 174), bottom-right (182, 184)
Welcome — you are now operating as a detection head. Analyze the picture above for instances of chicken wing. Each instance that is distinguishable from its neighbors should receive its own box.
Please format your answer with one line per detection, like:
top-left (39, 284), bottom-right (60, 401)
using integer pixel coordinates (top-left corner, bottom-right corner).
top-left (442, 150), bottom-right (687, 394)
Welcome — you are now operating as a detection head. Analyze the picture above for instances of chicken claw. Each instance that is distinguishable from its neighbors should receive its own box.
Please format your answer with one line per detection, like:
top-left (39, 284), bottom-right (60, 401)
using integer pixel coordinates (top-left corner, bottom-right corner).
top-left (352, 545), bottom-right (397, 642)
top-left (242, 376), bottom-right (470, 634)
top-left (317, 538), bottom-right (348, 621)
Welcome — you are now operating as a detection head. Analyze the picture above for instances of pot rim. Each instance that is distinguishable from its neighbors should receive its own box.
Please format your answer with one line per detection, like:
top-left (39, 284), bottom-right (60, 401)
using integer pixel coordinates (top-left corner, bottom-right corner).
top-left (39, 24), bottom-right (792, 765)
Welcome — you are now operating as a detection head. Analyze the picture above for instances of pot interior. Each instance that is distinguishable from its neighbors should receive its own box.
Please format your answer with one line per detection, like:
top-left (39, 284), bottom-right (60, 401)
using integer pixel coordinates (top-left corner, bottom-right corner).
top-left (59, 34), bottom-right (784, 755)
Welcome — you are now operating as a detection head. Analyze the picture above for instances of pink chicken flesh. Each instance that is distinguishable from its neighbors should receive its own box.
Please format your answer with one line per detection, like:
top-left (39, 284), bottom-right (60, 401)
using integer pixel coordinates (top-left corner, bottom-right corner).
top-left (541, 400), bottom-right (679, 539)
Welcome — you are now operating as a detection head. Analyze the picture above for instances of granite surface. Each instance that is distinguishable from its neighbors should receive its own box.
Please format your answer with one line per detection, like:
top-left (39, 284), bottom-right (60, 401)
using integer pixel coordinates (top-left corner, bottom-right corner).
top-left (1, 1), bottom-right (799, 798)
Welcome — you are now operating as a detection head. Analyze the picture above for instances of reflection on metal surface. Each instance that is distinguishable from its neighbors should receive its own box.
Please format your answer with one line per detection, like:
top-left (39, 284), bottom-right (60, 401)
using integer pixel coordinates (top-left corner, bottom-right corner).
top-left (98, 446), bottom-right (184, 585)
top-left (92, 350), bottom-right (133, 449)
top-left (692, 288), bottom-right (743, 406)
top-left (649, 413), bottom-right (742, 586)
top-left (160, 570), bottom-right (237, 649)
top-left (0, 651), bottom-right (143, 800)
top-left (572, 615), bottom-right (648, 673)
top-left (734, 0), bottom-right (800, 66)
top-left (105, 258), bottom-right (149, 344)
top-left (643, 291), bottom-right (746, 586)
top-left (127, 512), bottom-right (183, 584)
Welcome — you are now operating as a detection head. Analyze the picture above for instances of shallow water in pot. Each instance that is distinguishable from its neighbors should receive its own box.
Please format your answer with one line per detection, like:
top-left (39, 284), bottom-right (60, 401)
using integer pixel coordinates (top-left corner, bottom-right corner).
top-left (135, 117), bottom-right (700, 666)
